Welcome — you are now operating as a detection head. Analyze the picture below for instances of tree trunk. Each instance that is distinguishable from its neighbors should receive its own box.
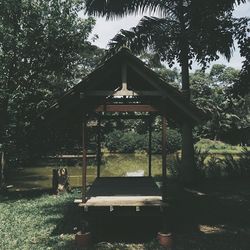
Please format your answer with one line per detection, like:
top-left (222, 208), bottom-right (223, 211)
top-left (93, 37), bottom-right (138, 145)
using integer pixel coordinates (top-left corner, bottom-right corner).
top-left (181, 123), bottom-right (196, 183)
top-left (179, 2), bottom-right (196, 183)
top-left (0, 98), bottom-right (9, 142)
top-left (180, 49), bottom-right (196, 183)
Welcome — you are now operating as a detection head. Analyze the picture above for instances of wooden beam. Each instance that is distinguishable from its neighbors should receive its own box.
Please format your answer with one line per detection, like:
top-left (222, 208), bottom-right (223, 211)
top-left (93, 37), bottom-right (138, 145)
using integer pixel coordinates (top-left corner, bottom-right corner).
top-left (86, 90), bottom-right (162, 97)
top-left (78, 196), bottom-right (167, 207)
top-left (128, 61), bottom-right (201, 123)
top-left (95, 104), bottom-right (158, 112)
top-left (162, 115), bottom-right (167, 178)
top-left (148, 116), bottom-right (152, 177)
top-left (82, 115), bottom-right (87, 202)
top-left (99, 114), bottom-right (152, 120)
top-left (121, 63), bottom-right (127, 91)
top-left (96, 117), bottom-right (101, 178)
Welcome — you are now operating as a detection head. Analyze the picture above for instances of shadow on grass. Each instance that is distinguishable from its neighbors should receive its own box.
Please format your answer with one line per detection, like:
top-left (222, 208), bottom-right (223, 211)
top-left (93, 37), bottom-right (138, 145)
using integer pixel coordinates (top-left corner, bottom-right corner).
top-left (163, 178), bottom-right (250, 249)
top-left (6, 179), bottom-right (249, 249)
top-left (89, 211), bottom-right (162, 243)
top-left (6, 168), bottom-right (51, 189)
top-left (0, 188), bottom-right (51, 201)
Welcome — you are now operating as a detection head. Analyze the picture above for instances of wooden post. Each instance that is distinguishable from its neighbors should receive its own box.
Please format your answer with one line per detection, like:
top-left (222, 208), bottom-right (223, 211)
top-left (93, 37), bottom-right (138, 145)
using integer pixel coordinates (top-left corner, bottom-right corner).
top-left (162, 115), bottom-right (167, 201)
top-left (148, 116), bottom-right (152, 177)
top-left (0, 151), bottom-right (5, 190)
top-left (97, 117), bottom-right (101, 178)
top-left (52, 169), bottom-right (58, 194)
top-left (82, 115), bottom-right (87, 202)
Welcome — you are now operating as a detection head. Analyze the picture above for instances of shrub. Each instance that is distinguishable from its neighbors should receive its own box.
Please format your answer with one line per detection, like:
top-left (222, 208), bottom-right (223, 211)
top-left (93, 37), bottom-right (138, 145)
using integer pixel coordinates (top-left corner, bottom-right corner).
top-left (119, 132), bottom-right (139, 153)
top-left (206, 157), bottom-right (224, 179)
top-left (169, 148), bottom-right (223, 180)
top-left (104, 130), bottom-right (123, 152)
top-left (223, 154), bottom-right (241, 178)
top-left (223, 147), bottom-right (250, 178)
top-left (195, 138), bottom-right (245, 153)
top-left (105, 129), bottom-right (182, 154)
top-left (167, 129), bottom-right (182, 153)
top-left (105, 130), bottom-right (143, 153)
top-left (151, 129), bottom-right (182, 154)
top-left (194, 148), bottom-right (209, 179)
top-left (238, 147), bottom-right (250, 177)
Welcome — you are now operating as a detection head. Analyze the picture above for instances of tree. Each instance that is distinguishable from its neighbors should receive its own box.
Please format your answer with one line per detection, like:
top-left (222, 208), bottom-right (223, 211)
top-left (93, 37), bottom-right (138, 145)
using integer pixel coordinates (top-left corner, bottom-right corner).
top-left (84, 0), bottom-right (248, 183)
top-left (190, 67), bottom-right (249, 143)
top-left (210, 64), bottom-right (240, 87)
top-left (0, 0), bottom-right (100, 190)
top-left (232, 17), bottom-right (250, 96)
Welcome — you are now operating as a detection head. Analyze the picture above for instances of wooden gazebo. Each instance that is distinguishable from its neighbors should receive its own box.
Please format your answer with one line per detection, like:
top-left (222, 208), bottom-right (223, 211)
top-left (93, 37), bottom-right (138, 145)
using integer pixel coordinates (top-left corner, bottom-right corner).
top-left (40, 48), bottom-right (203, 209)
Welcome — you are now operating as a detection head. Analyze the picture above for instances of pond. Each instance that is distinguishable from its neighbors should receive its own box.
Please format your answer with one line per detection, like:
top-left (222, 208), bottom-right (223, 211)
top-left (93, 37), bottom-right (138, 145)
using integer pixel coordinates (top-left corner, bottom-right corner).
top-left (6, 153), bottom-right (176, 190)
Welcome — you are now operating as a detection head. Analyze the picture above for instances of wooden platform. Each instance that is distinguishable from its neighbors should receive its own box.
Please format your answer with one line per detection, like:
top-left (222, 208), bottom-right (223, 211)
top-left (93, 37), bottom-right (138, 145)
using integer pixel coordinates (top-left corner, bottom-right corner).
top-left (76, 177), bottom-right (166, 208)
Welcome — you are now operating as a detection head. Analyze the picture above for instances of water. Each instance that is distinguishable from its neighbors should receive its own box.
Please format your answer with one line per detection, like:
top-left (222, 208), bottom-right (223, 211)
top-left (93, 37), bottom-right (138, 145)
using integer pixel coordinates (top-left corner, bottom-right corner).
top-left (6, 153), bottom-right (175, 190)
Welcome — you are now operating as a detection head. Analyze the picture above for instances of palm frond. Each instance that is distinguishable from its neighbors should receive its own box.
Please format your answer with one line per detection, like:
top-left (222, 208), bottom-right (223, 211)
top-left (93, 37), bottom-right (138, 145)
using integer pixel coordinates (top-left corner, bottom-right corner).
top-left (84, 0), bottom-right (175, 19)
top-left (106, 16), bottom-right (180, 65)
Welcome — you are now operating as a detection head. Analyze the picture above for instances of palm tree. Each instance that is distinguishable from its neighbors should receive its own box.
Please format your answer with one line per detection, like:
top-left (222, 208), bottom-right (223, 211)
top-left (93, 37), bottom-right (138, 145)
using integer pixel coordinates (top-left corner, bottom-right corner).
top-left (84, 0), bottom-right (247, 183)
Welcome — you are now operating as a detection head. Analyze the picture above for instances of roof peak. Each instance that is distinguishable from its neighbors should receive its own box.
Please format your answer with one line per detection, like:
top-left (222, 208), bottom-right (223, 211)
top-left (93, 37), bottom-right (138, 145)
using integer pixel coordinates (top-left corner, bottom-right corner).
top-left (118, 46), bottom-right (131, 53)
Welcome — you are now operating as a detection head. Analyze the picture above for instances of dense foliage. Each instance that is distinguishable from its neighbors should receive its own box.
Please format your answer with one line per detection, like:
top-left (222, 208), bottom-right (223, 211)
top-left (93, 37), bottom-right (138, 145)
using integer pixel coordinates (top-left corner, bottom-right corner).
top-left (190, 65), bottom-right (249, 143)
top-left (105, 129), bottom-right (182, 154)
top-left (0, 0), bottom-right (103, 167)
top-left (84, 0), bottom-right (249, 182)
top-left (0, 0), bottom-right (248, 184)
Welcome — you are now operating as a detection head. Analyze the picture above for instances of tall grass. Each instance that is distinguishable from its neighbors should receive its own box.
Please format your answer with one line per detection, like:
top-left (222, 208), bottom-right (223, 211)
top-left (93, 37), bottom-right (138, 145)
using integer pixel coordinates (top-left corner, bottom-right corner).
top-left (169, 146), bottom-right (250, 180)
top-left (195, 139), bottom-right (249, 154)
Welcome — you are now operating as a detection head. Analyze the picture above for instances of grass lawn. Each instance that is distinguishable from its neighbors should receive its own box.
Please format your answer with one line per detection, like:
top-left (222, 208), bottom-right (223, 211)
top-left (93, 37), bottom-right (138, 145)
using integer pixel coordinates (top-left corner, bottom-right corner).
top-left (0, 189), bottom-right (162, 250)
top-left (195, 139), bottom-right (250, 155)
top-left (1, 179), bottom-right (250, 249)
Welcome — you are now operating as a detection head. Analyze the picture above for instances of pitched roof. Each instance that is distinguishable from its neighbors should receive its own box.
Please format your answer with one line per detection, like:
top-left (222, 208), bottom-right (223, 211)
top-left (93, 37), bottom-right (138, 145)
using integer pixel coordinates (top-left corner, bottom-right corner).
top-left (39, 47), bottom-right (206, 125)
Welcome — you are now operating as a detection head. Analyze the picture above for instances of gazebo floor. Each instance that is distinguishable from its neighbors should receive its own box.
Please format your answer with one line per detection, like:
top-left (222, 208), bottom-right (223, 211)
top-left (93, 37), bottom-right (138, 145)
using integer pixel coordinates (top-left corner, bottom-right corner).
top-left (76, 177), bottom-right (167, 208)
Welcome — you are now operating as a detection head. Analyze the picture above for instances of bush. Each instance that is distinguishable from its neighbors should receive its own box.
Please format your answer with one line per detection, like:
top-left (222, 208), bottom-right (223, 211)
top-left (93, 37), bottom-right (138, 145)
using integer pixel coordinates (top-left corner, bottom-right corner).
top-left (206, 157), bottom-right (224, 179)
top-left (105, 130), bottom-right (143, 153)
top-left (105, 130), bottom-right (124, 152)
top-left (151, 129), bottom-right (182, 154)
top-left (169, 148), bottom-right (224, 180)
top-left (223, 147), bottom-right (250, 178)
top-left (119, 132), bottom-right (140, 153)
top-left (195, 138), bottom-right (246, 153)
top-left (105, 129), bottom-right (182, 154)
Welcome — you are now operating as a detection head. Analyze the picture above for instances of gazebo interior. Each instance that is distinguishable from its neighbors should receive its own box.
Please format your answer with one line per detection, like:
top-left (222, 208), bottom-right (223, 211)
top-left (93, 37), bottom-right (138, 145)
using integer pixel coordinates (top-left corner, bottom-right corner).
top-left (40, 48), bottom-right (203, 208)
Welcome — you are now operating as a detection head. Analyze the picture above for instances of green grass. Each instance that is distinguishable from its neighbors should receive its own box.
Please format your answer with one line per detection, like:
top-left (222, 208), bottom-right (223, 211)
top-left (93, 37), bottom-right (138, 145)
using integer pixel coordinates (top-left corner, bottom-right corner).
top-left (0, 189), bottom-right (165, 250)
top-left (0, 191), bottom-right (75, 250)
top-left (195, 139), bottom-right (250, 154)
top-left (1, 179), bottom-right (250, 249)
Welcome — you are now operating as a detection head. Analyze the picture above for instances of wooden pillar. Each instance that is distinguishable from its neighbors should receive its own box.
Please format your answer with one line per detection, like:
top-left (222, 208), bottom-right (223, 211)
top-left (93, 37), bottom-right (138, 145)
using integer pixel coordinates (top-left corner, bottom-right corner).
top-left (162, 115), bottom-right (167, 201)
top-left (148, 116), bottom-right (152, 177)
top-left (162, 115), bottom-right (167, 178)
top-left (0, 151), bottom-right (5, 189)
top-left (97, 117), bottom-right (101, 178)
top-left (82, 115), bottom-right (87, 202)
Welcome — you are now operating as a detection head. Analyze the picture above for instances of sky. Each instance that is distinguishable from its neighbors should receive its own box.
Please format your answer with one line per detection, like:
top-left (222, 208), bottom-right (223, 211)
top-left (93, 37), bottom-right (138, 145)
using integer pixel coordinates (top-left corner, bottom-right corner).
top-left (84, 2), bottom-right (250, 70)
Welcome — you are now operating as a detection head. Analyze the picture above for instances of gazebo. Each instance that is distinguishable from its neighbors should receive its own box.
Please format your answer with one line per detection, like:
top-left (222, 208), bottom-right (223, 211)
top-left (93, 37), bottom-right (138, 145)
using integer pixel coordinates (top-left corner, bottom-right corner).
top-left (40, 47), bottom-right (204, 209)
